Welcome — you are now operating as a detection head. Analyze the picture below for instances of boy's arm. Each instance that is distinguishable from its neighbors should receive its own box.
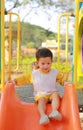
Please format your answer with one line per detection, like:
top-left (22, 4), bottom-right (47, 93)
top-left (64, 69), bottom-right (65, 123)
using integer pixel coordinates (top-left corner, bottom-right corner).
top-left (56, 72), bottom-right (66, 86)
top-left (14, 73), bottom-right (33, 86)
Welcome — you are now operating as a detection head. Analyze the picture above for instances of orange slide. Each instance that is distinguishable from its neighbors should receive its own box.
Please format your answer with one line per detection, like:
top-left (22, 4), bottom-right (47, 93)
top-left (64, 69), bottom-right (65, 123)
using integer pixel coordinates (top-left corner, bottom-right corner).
top-left (0, 83), bottom-right (81, 130)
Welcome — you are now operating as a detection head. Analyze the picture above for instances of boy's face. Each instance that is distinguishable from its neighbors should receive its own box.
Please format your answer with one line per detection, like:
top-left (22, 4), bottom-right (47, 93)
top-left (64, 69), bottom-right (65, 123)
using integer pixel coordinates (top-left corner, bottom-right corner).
top-left (37, 57), bottom-right (52, 73)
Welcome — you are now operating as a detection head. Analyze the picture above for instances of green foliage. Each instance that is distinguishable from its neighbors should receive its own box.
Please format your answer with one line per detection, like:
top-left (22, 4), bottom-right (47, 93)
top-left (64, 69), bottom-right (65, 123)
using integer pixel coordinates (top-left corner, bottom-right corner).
top-left (27, 42), bottom-right (35, 48)
top-left (52, 63), bottom-right (72, 73)
top-left (22, 22), bottom-right (56, 49)
top-left (5, 21), bottom-right (72, 50)
top-left (8, 21), bottom-right (57, 49)
top-left (12, 56), bottom-right (72, 74)
top-left (20, 56), bottom-right (36, 64)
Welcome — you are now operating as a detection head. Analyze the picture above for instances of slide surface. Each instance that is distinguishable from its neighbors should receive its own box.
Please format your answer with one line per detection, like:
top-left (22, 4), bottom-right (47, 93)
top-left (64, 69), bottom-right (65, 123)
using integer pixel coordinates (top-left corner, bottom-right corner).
top-left (0, 83), bottom-right (81, 130)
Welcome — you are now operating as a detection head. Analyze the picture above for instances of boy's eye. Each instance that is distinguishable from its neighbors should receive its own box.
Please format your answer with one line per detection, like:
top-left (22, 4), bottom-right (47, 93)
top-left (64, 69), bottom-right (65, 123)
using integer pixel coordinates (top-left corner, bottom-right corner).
top-left (41, 63), bottom-right (50, 65)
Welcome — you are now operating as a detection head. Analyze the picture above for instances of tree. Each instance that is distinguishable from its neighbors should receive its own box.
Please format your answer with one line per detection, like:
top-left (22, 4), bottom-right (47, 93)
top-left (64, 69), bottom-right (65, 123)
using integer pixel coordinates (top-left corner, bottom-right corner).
top-left (27, 41), bottom-right (35, 48)
top-left (5, 0), bottom-right (74, 22)
top-left (5, 0), bottom-right (74, 46)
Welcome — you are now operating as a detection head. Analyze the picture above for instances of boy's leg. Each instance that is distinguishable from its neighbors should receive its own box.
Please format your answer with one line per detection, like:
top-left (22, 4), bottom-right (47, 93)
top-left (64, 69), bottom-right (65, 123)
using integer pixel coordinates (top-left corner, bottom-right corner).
top-left (49, 92), bottom-right (62, 121)
top-left (38, 97), bottom-right (49, 125)
top-left (51, 92), bottom-right (60, 110)
top-left (38, 97), bottom-right (47, 116)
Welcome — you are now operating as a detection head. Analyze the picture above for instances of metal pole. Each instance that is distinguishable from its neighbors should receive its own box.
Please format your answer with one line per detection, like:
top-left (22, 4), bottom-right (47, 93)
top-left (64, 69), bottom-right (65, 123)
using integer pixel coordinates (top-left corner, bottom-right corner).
top-left (0, 0), bottom-right (5, 89)
top-left (74, 0), bottom-right (79, 88)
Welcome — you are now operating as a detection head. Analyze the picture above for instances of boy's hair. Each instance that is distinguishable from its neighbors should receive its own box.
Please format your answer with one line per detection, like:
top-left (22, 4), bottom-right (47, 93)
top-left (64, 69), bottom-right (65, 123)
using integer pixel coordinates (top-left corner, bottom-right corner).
top-left (36, 48), bottom-right (53, 60)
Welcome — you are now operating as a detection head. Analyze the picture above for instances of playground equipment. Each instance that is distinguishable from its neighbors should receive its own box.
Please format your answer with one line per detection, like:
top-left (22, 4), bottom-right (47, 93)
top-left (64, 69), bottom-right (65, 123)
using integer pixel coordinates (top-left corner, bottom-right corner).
top-left (74, 0), bottom-right (83, 89)
top-left (0, 82), bottom-right (81, 130)
top-left (57, 0), bottom-right (83, 89)
top-left (5, 12), bottom-right (20, 80)
top-left (77, 1), bottom-right (83, 87)
top-left (0, 8), bottom-right (20, 88)
top-left (57, 13), bottom-right (72, 81)
top-left (0, 0), bottom-right (5, 89)
top-left (0, 0), bottom-right (83, 130)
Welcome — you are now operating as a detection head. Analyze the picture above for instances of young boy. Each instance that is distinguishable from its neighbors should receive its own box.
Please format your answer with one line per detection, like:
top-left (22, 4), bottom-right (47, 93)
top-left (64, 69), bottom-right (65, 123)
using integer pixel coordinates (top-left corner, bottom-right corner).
top-left (14, 48), bottom-right (64, 125)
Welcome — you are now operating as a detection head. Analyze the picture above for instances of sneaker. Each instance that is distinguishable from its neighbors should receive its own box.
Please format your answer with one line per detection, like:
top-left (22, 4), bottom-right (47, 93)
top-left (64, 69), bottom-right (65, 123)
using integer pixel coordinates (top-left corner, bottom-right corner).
top-left (40, 115), bottom-right (49, 125)
top-left (49, 110), bottom-right (62, 121)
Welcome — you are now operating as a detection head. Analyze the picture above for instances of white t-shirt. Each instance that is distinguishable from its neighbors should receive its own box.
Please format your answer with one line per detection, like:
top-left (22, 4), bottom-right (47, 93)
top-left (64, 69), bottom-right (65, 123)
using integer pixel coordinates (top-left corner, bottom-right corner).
top-left (32, 68), bottom-right (59, 97)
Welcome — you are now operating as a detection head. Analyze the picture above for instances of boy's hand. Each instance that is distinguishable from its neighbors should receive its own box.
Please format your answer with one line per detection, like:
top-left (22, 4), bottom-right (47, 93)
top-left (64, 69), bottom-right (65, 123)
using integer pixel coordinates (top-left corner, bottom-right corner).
top-left (6, 79), bottom-right (17, 85)
top-left (64, 82), bottom-right (72, 87)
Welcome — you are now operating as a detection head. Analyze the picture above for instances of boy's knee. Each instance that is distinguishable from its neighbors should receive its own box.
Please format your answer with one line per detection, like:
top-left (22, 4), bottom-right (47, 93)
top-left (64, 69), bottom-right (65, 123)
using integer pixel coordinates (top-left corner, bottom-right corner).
top-left (38, 97), bottom-right (47, 103)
